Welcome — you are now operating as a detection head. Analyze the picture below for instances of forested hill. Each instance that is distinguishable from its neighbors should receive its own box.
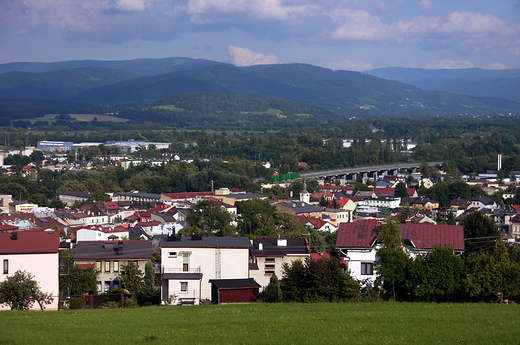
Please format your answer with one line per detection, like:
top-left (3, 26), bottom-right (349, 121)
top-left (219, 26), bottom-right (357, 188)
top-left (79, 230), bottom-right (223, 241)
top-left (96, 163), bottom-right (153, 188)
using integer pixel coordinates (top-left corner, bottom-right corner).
top-left (1, 58), bottom-right (519, 116)
top-left (149, 93), bottom-right (335, 119)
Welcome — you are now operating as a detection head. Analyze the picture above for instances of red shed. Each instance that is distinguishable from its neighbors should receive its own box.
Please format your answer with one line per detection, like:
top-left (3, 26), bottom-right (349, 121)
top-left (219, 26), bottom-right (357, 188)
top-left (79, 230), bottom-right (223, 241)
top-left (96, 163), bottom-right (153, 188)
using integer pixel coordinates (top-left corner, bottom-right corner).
top-left (209, 279), bottom-right (261, 304)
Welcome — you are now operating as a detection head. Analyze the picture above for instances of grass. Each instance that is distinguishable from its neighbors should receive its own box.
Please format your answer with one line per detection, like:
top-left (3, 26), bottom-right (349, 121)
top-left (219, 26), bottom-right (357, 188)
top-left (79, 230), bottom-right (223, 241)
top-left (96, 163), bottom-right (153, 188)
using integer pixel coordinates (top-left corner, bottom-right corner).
top-left (0, 302), bottom-right (518, 344)
top-left (153, 105), bottom-right (185, 111)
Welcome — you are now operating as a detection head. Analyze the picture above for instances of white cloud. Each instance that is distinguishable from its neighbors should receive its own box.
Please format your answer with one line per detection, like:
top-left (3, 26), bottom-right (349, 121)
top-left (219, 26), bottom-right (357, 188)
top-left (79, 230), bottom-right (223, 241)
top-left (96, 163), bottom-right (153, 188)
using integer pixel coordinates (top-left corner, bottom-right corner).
top-left (184, 0), bottom-right (317, 24)
top-left (329, 9), bottom-right (392, 41)
top-left (227, 45), bottom-right (278, 66)
top-left (331, 59), bottom-right (374, 71)
top-left (419, 0), bottom-right (431, 12)
top-left (423, 59), bottom-right (475, 69)
top-left (485, 62), bottom-right (511, 70)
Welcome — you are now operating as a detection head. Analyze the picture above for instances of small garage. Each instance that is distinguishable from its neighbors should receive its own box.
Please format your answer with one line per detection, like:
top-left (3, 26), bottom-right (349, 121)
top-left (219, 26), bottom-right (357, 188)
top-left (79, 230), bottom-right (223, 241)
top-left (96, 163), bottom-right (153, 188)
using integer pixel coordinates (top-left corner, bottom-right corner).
top-left (209, 278), bottom-right (261, 304)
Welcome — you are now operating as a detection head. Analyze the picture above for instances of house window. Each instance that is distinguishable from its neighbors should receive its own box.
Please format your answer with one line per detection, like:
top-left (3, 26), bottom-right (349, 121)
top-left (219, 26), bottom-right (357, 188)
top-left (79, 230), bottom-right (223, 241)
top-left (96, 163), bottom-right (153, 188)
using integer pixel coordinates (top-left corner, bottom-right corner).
top-left (113, 280), bottom-right (120, 290)
top-left (104, 261), bottom-right (111, 272)
top-left (95, 261), bottom-right (101, 272)
top-left (105, 281), bottom-right (110, 292)
top-left (97, 281), bottom-right (102, 292)
top-left (182, 253), bottom-right (189, 272)
top-left (113, 261), bottom-right (119, 272)
top-left (265, 264), bottom-right (275, 269)
top-left (265, 258), bottom-right (275, 263)
top-left (169, 252), bottom-right (177, 258)
top-left (180, 282), bottom-right (188, 293)
top-left (3, 259), bottom-right (8, 274)
top-left (265, 270), bottom-right (275, 275)
top-left (133, 261), bottom-right (139, 267)
top-left (361, 262), bottom-right (374, 275)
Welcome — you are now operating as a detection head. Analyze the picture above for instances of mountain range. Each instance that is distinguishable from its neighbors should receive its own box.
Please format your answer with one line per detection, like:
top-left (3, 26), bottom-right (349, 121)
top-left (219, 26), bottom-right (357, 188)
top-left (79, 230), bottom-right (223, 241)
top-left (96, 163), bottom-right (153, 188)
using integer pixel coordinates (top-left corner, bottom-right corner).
top-left (365, 67), bottom-right (520, 103)
top-left (0, 57), bottom-right (519, 117)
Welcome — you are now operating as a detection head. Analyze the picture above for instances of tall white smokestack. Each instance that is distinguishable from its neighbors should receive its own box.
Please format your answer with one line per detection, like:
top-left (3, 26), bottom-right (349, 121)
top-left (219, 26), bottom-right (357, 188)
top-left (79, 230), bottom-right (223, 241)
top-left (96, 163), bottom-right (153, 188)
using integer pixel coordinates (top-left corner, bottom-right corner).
top-left (498, 154), bottom-right (502, 171)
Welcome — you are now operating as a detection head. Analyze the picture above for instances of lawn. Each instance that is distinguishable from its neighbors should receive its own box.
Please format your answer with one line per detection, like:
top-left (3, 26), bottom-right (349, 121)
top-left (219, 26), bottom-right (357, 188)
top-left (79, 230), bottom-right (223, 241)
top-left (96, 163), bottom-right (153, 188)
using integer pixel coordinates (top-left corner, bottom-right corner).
top-left (0, 302), bottom-right (517, 344)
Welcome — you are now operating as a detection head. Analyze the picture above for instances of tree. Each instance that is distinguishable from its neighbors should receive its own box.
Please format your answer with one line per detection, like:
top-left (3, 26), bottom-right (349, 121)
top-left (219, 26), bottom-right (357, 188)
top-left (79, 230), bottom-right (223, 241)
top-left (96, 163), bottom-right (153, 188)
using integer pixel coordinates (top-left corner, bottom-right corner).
top-left (88, 192), bottom-right (111, 202)
top-left (281, 257), bottom-right (359, 302)
top-left (399, 204), bottom-right (414, 223)
top-left (461, 210), bottom-right (501, 254)
top-left (67, 265), bottom-right (99, 296)
top-left (144, 261), bottom-right (155, 296)
top-left (395, 182), bottom-right (408, 198)
top-left (119, 261), bottom-right (145, 294)
top-left (0, 270), bottom-right (53, 310)
top-left (262, 273), bottom-right (282, 302)
top-left (447, 211), bottom-right (456, 225)
top-left (187, 199), bottom-right (233, 236)
top-left (374, 219), bottom-right (410, 300)
top-left (411, 246), bottom-right (464, 302)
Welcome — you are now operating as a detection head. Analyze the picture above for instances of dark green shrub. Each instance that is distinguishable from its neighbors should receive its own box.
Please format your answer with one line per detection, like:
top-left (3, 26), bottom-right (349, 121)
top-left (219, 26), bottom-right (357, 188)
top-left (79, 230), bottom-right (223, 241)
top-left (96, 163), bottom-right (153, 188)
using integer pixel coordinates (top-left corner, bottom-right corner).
top-left (98, 301), bottom-right (121, 309)
top-left (109, 288), bottom-right (127, 294)
top-left (125, 300), bottom-right (139, 308)
top-left (69, 297), bottom-right (83, 309)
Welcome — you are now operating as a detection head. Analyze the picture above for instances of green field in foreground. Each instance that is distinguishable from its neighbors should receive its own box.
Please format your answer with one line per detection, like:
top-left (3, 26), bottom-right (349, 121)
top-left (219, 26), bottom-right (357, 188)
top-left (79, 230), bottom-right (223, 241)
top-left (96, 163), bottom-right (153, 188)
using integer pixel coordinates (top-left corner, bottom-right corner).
top-left (0, 302), bottom-right (518, 344)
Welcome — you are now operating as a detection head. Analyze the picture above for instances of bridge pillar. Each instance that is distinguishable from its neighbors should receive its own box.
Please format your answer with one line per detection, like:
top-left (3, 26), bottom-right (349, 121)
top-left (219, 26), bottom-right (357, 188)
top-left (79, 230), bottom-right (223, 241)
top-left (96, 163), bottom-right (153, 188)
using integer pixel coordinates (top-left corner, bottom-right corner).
top-left (392, 169), bottom-right (398, 176)
top-left (362, 172), bottom-right (368, 184)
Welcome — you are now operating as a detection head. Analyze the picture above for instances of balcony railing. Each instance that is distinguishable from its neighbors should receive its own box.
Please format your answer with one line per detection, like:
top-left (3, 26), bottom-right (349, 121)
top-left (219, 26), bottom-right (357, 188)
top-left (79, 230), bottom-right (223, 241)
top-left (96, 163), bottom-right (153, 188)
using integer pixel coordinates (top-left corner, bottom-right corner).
top-left (161, 266), bottom-right (201, 274)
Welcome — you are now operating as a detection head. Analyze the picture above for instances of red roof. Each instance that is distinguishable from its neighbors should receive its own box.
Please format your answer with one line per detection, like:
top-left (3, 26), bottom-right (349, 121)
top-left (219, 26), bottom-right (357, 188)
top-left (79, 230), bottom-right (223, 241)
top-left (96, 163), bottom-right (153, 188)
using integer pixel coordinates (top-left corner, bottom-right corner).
top-left (336, 222), bottom-right (464, 251)
top-left (0, 224), bottom-right (18, 231)
top-left (406, 188), bottom-right (417, 197)
top-left (511, 205), bottom-right (520, 211)
top-left (336, 221), bottom-right (379, 248)
top-left (77, 264), bottom-right (94, 269)
top-left (0, 231), bottom-right (59, 254)
top-left (337, 197), bottom-right (353, 207)
top-left (103, 202), bottom-right (120, 210)
top-left (136, 221), bottom-right (161, 227)
top-left (401, 224), bottom-right (464, 251)
top-left (375, 188), bottom-right (395, 197)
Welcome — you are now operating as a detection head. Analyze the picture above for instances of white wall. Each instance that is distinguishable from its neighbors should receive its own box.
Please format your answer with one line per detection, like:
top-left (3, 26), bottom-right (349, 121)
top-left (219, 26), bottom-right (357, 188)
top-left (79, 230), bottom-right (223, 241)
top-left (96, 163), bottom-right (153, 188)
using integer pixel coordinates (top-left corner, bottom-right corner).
top-left (0, 253), bottom-right (59, 310)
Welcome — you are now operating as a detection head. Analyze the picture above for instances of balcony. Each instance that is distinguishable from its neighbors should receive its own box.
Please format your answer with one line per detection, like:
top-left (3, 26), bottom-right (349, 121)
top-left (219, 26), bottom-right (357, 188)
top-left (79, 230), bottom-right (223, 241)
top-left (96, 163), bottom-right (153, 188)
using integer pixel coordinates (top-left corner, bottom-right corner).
top-left (161, 266), bottom-right (201, 274)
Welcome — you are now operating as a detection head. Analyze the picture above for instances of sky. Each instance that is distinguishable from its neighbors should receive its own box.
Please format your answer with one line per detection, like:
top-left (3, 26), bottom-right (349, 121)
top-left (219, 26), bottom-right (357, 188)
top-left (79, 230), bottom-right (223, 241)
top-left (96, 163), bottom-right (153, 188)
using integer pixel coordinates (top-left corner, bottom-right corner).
top-left (0, 0), bottom-right (519, 71)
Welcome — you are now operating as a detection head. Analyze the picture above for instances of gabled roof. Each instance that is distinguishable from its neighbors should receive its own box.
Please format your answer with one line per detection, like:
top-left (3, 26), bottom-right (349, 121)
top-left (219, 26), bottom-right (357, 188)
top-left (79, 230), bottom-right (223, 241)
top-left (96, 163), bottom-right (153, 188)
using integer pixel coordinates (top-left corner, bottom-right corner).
top-left (59, 190), bottom-right (91, 198)
top-left (74, 240), bottom-right (152, 260)
top-left (336, 221), bottom-right (378, 248)
top-left (209, 278), bottom-right (260, 289)
top-left (401, 224), bottom-right (464, 251)
top-left (375, 188), bottom-right (395, 197)
top-left (336, 222), bottom-right (464, 251)
top-left (0, 231), bottom-right (59, 254)
top-left (103, 202), bottom-right (120, 210)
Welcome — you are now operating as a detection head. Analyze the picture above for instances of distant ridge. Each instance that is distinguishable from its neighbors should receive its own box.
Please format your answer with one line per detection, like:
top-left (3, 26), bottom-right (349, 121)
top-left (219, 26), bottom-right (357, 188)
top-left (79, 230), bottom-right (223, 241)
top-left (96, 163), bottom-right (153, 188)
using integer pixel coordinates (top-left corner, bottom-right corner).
top-left (1, 58), bottom-right (519, 115)
top-left (365, 67), bottom-right (520, 103)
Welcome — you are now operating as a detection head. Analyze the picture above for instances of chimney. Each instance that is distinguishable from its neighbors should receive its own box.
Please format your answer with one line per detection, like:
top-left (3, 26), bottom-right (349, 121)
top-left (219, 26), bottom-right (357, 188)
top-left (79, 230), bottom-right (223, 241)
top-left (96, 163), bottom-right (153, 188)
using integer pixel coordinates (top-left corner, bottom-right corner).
top-left (10, 232), bottom-right (17, 240)
top-left (277, 238), bottom-right (287, 247)
top-left (259, 242), bottom-right (263, 251)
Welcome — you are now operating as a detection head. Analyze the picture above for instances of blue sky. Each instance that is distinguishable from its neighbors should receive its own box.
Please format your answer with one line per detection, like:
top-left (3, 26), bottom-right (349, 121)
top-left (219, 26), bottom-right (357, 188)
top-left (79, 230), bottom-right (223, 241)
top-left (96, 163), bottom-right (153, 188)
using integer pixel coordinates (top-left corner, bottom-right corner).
top-left (0, 0), bottom-right (519, 71)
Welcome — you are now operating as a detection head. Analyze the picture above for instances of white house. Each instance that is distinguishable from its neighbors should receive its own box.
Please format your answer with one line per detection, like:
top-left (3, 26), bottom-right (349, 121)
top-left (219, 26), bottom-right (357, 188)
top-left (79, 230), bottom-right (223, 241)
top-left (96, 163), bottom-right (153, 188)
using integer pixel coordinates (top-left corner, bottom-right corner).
top-left (160, 235), bottom-right (251, 305)
top-left (336, 221), bottom-right (464, 286)
top-left (0, 231), bottom-right (60, 310)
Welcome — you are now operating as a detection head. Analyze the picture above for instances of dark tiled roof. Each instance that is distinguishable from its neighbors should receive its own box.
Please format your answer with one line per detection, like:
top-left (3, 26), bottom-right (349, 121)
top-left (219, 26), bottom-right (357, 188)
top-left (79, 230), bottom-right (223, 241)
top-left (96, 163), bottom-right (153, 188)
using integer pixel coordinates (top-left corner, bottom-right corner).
top-left (0, 231), bottom-right (59, 254)
top-left (74, 240), bottom-right (152, 260)
top-left (162, 273), bottom-right (203, 280)
top-left (251, 237), bottom-right (309, 256)
top-left (160, 236), bottom-right (251, 248)
top-left (209, 278), bottom-right (261, 289)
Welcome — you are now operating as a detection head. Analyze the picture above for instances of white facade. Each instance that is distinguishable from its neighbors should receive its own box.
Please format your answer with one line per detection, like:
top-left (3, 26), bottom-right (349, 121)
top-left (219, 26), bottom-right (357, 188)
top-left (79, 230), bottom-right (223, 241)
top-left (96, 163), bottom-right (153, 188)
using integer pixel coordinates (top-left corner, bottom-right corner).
top-left (75, 229), bottom-right (129, 242)
top-left (161, 239), bottom-right (250, 304)
top-left (0, 252), bottom-right (59, 310)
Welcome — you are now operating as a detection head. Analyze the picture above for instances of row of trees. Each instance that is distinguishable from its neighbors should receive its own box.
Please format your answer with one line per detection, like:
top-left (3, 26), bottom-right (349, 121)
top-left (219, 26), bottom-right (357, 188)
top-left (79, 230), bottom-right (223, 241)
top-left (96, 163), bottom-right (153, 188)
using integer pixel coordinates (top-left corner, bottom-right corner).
top-left (375, 218), bottom-right (520, 302)
top-left (183, 199), bottom-right (337, 253)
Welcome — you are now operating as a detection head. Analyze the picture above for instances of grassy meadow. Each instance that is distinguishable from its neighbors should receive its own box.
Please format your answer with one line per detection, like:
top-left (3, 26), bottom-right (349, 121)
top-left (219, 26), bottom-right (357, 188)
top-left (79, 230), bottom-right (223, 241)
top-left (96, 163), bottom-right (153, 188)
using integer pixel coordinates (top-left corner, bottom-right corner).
top-left (0, 302), bottom-right (518, 344)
